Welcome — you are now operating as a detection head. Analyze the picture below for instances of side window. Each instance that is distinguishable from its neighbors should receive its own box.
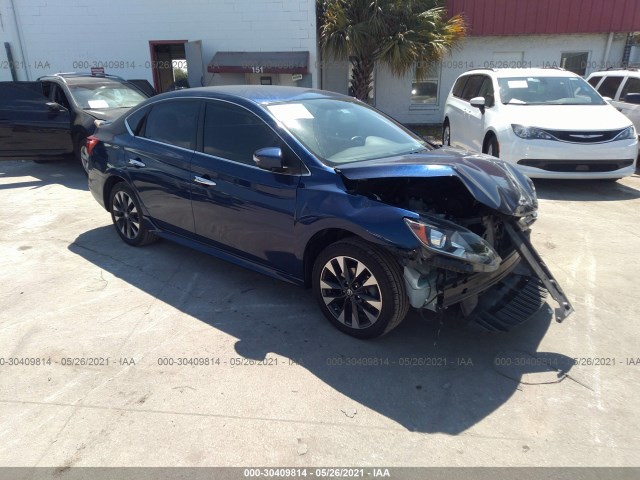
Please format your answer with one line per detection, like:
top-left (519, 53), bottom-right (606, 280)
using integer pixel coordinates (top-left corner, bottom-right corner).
top-left (143, 100), bottom-right (199, 149)
top-left (0, 82), bottom-right (48, 111)
top-left (452, 76), bottom-right (468, 98)
top-left (597, 76), bottom-right (624, 99)
top-left (477, 76), bottom-right (495, 107)
top-left (202, 101), bottom-right (299, 171)
top-left (620, 77), bottom-right (640, 101)
top-left (587, 75), bottom-right (602, 88)
top-left (126, 106), bottom-right (149, 136)
top-left (461, 75), bottom-right (485, 101)
top-left (53, 85), bottom-right (71, 110)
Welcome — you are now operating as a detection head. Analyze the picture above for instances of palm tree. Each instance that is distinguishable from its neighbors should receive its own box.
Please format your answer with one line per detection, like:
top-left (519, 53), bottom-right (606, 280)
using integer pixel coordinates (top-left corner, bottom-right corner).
top-left (318, 0), bottom-right (466, 102)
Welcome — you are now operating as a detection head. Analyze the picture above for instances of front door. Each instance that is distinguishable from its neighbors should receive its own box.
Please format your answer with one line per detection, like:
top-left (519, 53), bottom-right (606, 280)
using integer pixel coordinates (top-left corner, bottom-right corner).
top-left (190, 100), bottom-right (301, 276)
top-left (0, 82), bottom-right (72, 159)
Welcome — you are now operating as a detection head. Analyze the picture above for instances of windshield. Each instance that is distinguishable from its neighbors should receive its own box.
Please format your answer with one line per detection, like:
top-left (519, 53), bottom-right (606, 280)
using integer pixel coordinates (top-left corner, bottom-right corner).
top-left (498, 76), bottom-right (606, 105)
top-left (266, 98), bottom-right (428, 165)
top-left (67, 81), bottom-right (147, 109)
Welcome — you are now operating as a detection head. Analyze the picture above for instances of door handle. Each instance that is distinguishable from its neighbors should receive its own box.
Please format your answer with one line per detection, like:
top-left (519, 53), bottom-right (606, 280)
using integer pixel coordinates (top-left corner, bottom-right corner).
top-left (128, 158), bottom-right (146, 168)
top-left (194, 175), bottom-right (217, 187)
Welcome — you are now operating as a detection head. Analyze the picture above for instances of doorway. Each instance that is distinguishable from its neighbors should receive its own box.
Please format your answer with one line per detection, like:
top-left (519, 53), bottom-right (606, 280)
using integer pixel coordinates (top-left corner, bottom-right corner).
top-left (149, 40), bottom-right (188, 93)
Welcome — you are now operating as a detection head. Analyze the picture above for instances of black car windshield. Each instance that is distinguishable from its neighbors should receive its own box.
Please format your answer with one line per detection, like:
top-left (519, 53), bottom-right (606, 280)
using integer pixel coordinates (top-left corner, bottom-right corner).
top-left (266, 98), bottom-right (428, 165)
top-left (498, 76), bottom-right (606, 105)
top-left (67, 80), bottom-right (147, 109)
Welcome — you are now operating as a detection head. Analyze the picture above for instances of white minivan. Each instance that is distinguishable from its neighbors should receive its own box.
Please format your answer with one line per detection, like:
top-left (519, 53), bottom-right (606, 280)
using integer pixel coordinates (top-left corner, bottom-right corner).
top-left (443, 68), bottom-right (638, 179)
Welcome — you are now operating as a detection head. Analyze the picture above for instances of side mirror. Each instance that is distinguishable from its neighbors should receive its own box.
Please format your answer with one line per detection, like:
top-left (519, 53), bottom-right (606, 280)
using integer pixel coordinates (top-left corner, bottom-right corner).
top-left (46, 102), bottom-right (63, 113)
top-left (602, 96), bottom-right (613, 103)
top-left (624, 93), bottom-right (640, 105)
top-left (470, 96), bottom-right (486, 113)
top-left (253, 147), bottom-right (284, 171)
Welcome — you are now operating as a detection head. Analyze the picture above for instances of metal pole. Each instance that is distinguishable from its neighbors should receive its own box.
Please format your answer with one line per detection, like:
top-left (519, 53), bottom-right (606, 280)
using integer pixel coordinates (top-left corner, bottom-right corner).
top-left (4, 43), bottom-right (18, 81)
top-left (8, 0), bottom-right (29, 80)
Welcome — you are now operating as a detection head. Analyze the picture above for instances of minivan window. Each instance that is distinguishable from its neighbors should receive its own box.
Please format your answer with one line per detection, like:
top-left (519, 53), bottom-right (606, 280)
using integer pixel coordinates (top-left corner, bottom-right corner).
top-left (461, 75), bottom-right (485, 101)
top-left (143, 100), bottom-right (199, 149)
top-left (477, 77), bottom-right (495, 107)
top-left (498, 76), bottom-right (605, 105)
top-left (596, 76), bottom-right (624, 99)
top-left (587, 75), bottom-right (602, 87)
top-left (620, 77), bottom-right (640, 101)
top-left (452, 76), bottom-right (468, 98)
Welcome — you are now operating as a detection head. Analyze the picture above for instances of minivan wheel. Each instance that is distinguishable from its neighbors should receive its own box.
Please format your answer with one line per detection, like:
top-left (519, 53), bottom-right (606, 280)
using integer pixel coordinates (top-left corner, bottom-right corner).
top-left (442, 122), bottom-right (451, 146)
top-left (109, 183), bottom-right (158, 246)
top-left (312, 238), bottom-right (409, 339)
top-left (485, 135), bottom-right (500, 157)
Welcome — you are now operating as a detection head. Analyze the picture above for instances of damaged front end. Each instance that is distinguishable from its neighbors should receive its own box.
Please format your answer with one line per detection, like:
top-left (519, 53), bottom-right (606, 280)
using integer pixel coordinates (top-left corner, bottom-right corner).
top-left (336, 152), bottom-right (574, 332)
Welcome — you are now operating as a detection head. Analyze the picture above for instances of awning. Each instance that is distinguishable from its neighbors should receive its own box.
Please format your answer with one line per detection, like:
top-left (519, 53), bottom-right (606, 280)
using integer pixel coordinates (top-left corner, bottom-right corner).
top-left (207, 51), bottom-right (309, 74)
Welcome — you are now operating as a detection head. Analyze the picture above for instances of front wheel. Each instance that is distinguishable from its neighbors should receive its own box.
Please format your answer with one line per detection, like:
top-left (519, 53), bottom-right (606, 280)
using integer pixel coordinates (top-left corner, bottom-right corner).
top-left (312, 238), bottom-right (409, 339)
top-left (109, 183), bottom-right (158, 246)
top-left (485, 135), bottom-right (500, 157)
top-left (442, 122), bottom-right (451, 146)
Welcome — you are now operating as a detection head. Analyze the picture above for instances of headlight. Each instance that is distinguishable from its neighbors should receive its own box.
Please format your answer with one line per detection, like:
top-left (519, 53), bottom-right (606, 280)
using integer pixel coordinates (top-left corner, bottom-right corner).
top-left (613, 125), bottom-right (636, 141)
top-left (512, 124), bottom-right (556, 140)
top-left (404, 218), bottom-right (501, 271)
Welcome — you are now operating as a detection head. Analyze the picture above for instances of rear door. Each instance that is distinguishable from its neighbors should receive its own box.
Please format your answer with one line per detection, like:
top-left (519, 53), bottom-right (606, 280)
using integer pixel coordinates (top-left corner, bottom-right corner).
top-left (124, 99), bottom-right (200, 235)
top-left (190, 99), bottom-right (301, 276)
top-left (0, 82), bottom-right (72, 159)
top-left (455, 75), bottom-right (486, 151)
top-left (446, 75), bottom-right (469, 147)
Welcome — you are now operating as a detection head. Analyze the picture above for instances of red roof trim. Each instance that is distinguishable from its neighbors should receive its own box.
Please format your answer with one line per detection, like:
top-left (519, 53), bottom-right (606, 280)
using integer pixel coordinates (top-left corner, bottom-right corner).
top-left (449, 0), bottom-right (640, 36)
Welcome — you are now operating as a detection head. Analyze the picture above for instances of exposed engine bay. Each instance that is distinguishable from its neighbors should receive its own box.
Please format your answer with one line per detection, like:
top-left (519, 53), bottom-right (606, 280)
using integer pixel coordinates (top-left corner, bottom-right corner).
top-left (344, 175), bottom-right (573, 332)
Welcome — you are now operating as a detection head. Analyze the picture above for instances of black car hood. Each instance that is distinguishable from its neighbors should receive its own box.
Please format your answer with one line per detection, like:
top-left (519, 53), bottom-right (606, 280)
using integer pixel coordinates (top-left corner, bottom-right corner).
top-left (83, 108), bottom-right (129, 122)
top-left (335, 147), bottom-right (537, 216)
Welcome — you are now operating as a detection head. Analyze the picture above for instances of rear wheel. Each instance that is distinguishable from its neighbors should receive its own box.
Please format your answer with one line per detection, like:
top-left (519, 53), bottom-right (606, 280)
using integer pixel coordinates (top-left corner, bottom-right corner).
top-left (109, 183), bottom-right (158, 246)
top-left (312, 238), bottom-right (409, 339)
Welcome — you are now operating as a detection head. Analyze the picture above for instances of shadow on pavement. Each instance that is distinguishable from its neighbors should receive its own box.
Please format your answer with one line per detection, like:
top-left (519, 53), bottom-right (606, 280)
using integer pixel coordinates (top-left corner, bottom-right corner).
top-left (533, 175), bottom-right (640, 202)
top-left (69, 225), bottom-right (575, 434)
top-left (0, 159), bottom-right (87, 191)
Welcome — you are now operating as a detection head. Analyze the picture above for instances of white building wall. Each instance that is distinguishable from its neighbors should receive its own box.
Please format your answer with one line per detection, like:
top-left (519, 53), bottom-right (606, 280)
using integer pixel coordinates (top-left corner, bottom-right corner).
top-left (0, 0), bottom-right (318, 86)
top-left (366, 33), bottom-right (628, 125)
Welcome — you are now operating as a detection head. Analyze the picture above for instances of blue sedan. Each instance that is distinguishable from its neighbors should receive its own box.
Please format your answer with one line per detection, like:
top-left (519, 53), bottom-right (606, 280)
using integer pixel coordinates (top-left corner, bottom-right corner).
top-left (86, 86), bottom-right (572, 338)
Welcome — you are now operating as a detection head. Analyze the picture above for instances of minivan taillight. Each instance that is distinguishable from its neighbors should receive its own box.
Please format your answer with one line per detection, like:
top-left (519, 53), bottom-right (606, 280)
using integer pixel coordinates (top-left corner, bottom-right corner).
top-left (85, 136), bottom-right (100, 156)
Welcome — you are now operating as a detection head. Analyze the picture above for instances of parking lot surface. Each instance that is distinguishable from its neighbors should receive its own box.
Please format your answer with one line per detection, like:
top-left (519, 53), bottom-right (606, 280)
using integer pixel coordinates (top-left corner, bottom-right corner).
top-left (0, 159), bottom-right (639, 467)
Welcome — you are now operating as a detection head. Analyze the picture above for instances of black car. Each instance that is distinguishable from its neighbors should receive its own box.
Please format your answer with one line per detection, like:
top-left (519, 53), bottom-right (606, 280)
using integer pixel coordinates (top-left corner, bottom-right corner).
top-left (0, 73), bottom-right (151, 172)
top-left (87, 86), bottom-right (573, 339)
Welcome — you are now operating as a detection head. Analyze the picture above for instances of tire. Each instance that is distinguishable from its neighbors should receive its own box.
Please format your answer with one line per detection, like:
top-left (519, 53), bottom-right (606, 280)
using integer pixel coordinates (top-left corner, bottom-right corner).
top-left (312, 237), bottom-right (409, 339)
top-left (442, 121), bottom-right (451, 146)
top-left (109, 183), bottom-right (158, 246)
top-left (74, 134), bottom-right (89, 174)
top-left (485, 135), bottom-right (499, 157)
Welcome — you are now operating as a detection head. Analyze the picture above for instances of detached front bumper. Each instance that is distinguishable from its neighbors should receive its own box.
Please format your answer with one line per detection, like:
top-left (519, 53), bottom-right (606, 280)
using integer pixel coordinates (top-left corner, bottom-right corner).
top-left (430, 222), bottom-right (573, 332)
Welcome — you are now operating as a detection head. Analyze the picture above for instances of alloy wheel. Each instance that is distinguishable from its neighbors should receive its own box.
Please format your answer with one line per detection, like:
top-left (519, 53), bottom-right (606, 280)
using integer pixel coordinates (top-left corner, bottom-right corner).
top-left (112, 191), bottom-right (140, 240)
top-left (443, 125), bottom-right (450, 146)
top-left (80, 145), bottom-right (90, 173)
top-left (319, 255), bottom-right (382, 329)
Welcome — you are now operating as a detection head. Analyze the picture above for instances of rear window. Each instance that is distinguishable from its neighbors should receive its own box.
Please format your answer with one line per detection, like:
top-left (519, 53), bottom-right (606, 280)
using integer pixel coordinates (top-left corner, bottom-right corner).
top-left (142, 100), bottom-right (199, 149)
top-left (596, 76), bottom-right (624, 99)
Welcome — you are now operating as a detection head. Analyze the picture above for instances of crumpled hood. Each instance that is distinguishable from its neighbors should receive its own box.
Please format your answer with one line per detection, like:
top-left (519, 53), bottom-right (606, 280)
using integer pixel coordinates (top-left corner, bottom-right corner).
top-left (335, 148), bottom-right (537, 216)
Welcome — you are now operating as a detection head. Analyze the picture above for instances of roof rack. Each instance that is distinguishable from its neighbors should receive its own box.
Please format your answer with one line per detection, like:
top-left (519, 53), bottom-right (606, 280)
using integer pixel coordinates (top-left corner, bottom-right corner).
top-left (37, 72), bottom-right (127, 82)
top-left (465, 67), bottom-right (498, 72)
top-left (605, 66), bottom-right (639, 71)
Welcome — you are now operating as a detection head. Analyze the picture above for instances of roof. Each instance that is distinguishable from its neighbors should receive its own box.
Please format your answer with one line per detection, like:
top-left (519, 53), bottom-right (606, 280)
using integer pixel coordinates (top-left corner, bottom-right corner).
top-left (156, 85), bottom-right (346, 105)
top-left (463, 68), bottom-right (580, 78)
top-left (207, 51), bottom-right (309, 74)
top-left (448, 0), bottom-right (640, 36)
